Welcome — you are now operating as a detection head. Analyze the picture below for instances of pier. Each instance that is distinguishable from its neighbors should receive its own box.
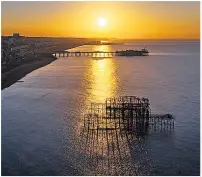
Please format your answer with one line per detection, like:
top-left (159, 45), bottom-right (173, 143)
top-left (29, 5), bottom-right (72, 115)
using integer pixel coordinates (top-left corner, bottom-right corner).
top-left (53, 51), bottom-right (118, 57)
top-left (79, 96), bottom-right (175, 174)
top-left (53, 49), bottom-right (149, 57)
top-left (83, 96), bottom-right (174, 134)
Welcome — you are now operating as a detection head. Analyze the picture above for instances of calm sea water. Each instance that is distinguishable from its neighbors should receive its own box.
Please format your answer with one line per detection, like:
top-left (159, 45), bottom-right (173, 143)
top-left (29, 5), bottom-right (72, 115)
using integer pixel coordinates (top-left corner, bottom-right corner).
top-left (2, 40), bottom-right (200, 175)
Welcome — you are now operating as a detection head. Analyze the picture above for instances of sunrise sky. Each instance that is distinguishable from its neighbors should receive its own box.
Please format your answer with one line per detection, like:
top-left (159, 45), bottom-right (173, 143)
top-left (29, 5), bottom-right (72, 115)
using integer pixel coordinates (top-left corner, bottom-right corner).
top-left (1, 1), bottom-right (200, 39)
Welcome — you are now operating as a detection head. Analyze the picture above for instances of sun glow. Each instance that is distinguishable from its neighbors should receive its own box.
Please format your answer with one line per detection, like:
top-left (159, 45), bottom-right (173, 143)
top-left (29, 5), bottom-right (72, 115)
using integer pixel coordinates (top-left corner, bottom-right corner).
top-left (97, 17), bottom-right (107, 27)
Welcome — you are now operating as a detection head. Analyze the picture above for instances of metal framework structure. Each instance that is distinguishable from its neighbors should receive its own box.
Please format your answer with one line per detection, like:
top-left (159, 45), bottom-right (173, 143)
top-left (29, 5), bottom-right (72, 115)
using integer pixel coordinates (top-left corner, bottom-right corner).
top-left (83, 96), bottom-right (174, 134)
top-left (77, 96), bottom-right (175, 175)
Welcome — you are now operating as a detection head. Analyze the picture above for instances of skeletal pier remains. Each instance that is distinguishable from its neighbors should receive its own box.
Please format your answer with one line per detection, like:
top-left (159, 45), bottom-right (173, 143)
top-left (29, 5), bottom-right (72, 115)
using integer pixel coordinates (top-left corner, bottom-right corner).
top-left (83, 96), bottom-right (174, 135)
top-left (78, 96), bottom-right (174, 175)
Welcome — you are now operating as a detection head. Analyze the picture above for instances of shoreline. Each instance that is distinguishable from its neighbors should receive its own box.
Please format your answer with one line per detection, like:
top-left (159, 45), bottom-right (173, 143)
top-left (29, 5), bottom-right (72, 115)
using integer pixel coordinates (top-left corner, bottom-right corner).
top-left (1, 43), bottom-right (84, 90)
top-left (2, 53), bottom-right (57, 90)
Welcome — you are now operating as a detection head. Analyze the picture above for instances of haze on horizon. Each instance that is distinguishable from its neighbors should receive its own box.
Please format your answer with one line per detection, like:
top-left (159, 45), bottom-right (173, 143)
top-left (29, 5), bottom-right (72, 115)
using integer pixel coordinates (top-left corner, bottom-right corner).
top-left (1, 1), bottom-right (200, 39)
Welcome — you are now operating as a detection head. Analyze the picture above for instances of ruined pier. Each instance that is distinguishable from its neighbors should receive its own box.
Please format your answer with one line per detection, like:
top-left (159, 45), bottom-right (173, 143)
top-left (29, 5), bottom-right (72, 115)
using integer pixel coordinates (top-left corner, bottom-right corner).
top-left (83, 96), bottom-right (174, 135)
top-left (79, 96), bottom-right (175, 175)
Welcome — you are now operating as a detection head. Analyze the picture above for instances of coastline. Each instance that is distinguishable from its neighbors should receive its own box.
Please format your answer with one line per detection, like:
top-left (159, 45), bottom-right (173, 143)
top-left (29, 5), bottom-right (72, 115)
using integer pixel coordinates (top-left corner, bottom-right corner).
top-left (2, 43), bottom-right (84, 90)
top-left (2, 53), bottom-right (56, 90)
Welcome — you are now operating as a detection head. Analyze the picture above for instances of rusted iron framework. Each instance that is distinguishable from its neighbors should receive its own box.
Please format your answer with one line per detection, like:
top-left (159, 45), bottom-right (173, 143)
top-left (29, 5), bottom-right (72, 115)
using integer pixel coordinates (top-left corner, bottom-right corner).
top-left (78, 96), bottom-right (174, 175)
top-left (83, 96), bottom-right (174, 134)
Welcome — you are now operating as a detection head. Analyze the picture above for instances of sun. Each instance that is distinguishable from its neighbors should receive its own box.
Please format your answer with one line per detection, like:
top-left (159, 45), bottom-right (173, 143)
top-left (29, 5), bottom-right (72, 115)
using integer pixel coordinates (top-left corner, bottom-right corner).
top-left (97, 17), bottom-right (107, 27)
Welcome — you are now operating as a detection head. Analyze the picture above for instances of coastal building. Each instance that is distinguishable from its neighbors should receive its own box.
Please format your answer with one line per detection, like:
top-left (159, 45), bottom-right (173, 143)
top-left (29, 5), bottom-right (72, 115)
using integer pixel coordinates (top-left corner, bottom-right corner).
top-left (13, 33), bottom-right (20, 38)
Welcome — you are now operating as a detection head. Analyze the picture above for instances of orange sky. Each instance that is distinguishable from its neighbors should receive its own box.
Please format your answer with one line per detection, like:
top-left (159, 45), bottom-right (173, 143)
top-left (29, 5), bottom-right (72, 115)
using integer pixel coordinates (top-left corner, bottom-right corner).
top-left (1, 1), bottom-right (200, 39)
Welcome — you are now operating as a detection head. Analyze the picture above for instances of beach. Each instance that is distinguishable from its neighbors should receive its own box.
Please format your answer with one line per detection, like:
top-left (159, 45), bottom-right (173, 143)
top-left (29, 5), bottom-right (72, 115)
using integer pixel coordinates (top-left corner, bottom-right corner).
top-left (1, 39), bottom-right (88, 90)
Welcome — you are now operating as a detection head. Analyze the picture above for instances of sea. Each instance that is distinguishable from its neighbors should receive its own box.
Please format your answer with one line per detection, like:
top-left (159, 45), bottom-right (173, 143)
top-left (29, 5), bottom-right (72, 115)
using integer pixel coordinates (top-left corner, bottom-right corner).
top-left (1, 40), bottom-right (200, 175)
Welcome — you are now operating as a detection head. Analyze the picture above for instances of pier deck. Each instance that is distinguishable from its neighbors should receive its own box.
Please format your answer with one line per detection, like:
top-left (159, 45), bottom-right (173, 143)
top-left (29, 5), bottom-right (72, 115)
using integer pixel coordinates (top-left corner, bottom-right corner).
top-left (53, 50), bottom-right (148, 57)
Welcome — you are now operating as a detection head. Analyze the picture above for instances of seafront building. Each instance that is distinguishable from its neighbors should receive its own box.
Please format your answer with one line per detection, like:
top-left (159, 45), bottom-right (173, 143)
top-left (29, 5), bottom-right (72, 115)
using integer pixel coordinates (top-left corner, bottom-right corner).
top-left (1, 33), bottom-right (54, 72)
top-left (1, 33), bottom-right (90, 73)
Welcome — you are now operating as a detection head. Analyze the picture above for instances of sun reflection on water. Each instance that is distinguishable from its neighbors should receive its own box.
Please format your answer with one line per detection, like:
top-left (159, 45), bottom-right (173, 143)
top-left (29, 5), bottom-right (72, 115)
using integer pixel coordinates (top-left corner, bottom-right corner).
top-left (73, 45), bottom-right (153, 175)
top-left (76, 45), bottom-right (119, 131)
top-left (89, 59), bottom-right (117, 102)
top-left (87, 45), bottom-right (118, 103)
top-left (74, 45), bottom-right (137, 175)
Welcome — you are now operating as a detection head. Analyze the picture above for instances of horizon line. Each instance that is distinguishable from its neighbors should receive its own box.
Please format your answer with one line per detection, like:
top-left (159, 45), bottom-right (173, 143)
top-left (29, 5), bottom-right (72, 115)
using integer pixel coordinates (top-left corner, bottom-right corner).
top-left (1, 35), bottom-right (200, 40)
